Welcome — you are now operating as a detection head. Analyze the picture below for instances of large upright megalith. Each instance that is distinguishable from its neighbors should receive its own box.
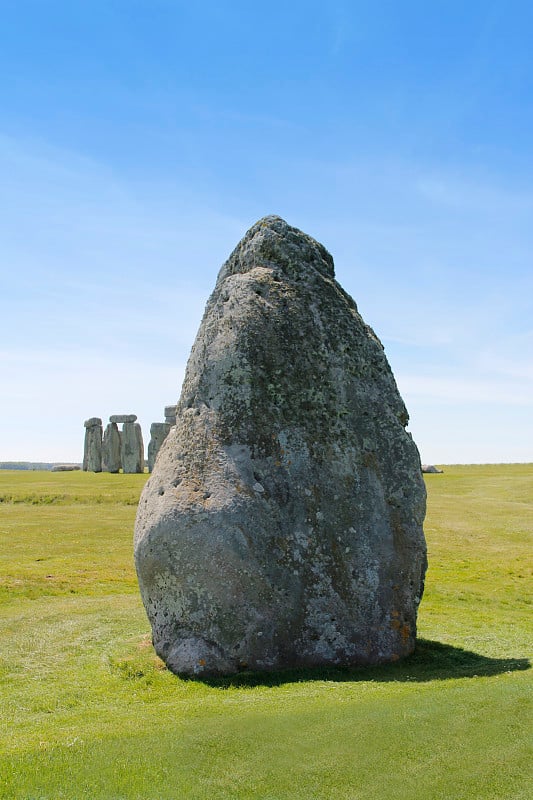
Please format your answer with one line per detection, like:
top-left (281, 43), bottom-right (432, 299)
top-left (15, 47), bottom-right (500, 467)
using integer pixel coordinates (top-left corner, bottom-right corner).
top-left (164, 405), bottom-right (177, 426)
top-left (83, 418), bottom-right (103, 472)
top-left (147, 422), bottom-right (171, 473)
top-left (134, 216), bottom-right (427, 676)
top-left (121, 420), bottom-right (144, 474)
top-left (102, 422), bottom-right (122, 473)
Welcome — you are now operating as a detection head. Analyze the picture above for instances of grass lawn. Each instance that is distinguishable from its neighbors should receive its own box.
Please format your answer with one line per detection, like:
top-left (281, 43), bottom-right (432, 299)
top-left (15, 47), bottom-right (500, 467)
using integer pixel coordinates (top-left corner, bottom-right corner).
top-left (0, 465), bottom-right (531, 799)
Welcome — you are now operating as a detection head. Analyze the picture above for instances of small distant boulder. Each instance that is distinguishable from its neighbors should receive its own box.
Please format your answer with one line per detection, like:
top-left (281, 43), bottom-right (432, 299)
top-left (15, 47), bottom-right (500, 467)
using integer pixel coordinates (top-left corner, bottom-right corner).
top-left (51, 464), bottom-right (81, 472)
top-left (422, 465), bottom-right (443, 474)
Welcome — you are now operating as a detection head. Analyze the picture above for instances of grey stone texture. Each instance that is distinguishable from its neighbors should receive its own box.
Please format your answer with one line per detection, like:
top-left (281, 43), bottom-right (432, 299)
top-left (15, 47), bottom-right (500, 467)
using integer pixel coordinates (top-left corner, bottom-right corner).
top-left (134, 216), bottom-right (427, 677)
top-left (121, 421), bottom-right (144, 473)
top-left (102, 422), bottom-right (122, 473)
top-left (422, 464), bottom-right (443, 474)
top-left (83, 419), bottom-right (103, 472)
top-left (84, 417), bottom-right (102, 428)
top-left (147, 422), bottom-right (171, 473)
top-left (110, 414), bottom-right (137, 424)
top-left (164, 406), bottom-right (178, 419)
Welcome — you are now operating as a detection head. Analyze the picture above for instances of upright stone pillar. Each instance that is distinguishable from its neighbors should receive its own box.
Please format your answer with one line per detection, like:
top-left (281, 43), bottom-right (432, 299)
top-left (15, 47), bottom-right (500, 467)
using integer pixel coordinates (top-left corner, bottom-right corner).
top-left (164, 405), bottom-right (177, 425)
top-left (102, 422), bottom-right (122, 473)
top-left (83, 418), bottom-right (103, 472)
top-left (147, 422), bottom-right (171, 472)
top-left (121, 421), bottom-right (144, 473)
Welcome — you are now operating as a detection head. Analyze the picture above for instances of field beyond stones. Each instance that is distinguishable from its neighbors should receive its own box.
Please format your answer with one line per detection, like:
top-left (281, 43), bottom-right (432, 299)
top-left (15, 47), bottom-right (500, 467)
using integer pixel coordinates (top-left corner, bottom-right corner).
top-left (0, 465), bottom-right (531, 800)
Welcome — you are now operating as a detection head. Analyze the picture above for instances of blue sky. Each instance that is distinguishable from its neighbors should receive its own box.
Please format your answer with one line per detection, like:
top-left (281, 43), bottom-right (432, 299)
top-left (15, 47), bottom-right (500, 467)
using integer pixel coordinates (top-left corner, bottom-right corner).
top-left (1, 0), bottom-right (532, 463)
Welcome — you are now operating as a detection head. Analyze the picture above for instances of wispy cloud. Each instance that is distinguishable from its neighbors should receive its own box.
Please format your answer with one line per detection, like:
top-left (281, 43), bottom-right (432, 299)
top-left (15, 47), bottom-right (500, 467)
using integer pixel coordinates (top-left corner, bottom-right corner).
top-left (0, 134), bottom-right (247, 285)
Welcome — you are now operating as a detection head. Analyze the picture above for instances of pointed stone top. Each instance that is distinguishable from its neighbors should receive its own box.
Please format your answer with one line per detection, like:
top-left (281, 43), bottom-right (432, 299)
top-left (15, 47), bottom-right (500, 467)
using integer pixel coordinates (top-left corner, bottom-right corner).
top-left (218, 215), bottom-right (335, 284)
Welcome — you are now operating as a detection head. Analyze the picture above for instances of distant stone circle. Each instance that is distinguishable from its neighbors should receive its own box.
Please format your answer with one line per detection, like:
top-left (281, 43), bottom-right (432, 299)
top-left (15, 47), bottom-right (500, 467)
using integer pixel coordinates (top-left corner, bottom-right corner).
top-left (82, 406), bottom-right (177, 473)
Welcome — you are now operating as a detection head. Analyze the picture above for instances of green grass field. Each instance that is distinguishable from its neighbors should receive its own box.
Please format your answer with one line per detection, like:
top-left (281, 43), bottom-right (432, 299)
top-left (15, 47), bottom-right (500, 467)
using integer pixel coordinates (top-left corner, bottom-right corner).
top-left (0, 465), bottom-right (531, 799)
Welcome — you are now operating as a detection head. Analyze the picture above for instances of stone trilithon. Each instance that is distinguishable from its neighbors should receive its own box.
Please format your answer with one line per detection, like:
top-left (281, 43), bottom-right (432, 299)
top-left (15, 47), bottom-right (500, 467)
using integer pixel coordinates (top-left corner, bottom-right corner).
top-left (134, 216), bottom-right (427, 676)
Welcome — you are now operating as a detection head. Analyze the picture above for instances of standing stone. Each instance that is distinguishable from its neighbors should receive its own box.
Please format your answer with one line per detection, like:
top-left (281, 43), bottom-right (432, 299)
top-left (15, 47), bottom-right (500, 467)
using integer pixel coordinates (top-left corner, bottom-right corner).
top-left (147, 422), bottom-right (171, 473)
top-left (134, 216), bottom-right (427, 677)
top-left (102, 422), bottom-right (122, 473)
top-left (83, 418), bottom-right (103, 473)
top-left (164, 405), bottom-right (177, 425)
top-left (122, 422), bottom-right (144, 473)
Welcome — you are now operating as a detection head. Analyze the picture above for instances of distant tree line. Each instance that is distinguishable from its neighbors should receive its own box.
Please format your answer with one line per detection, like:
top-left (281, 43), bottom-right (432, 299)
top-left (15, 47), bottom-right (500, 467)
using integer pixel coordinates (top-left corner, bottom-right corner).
top-left (1, 462), bottom-right (60, 471)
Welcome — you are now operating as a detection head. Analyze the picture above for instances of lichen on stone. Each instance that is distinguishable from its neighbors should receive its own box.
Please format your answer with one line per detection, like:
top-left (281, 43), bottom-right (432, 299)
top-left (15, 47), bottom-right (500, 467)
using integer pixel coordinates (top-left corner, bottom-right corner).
top-left (134, 215), bottom-right (427, 676)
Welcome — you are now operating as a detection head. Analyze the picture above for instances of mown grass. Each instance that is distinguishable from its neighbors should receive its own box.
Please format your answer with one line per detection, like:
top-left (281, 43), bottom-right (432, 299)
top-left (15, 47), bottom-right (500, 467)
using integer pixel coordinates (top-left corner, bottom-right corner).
top-left (0, 470), bottom-right (144, 506)
top-left (0, 465), bottom-right (531, 799)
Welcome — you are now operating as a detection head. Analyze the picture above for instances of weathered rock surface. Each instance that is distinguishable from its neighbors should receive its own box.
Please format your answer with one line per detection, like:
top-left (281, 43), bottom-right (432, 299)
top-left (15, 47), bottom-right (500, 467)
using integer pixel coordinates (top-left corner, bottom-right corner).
top-left (51, 464), bottom-right (81, 472)
top-left (84, 417), bottom-right (102, 428)
top-left (422, 464), bottom-right (443, 474)
top-left (134, 215), bottom-right (427, 677)
top-left (83, 418), bottom-right (102, 472)
top-left (147, 422), bottom-right (171, 473)
top-left (122, 422), bottom-right (144, 473)
top-left (164, 405), bottom-right (177, 425)
top-left (102, 422), bottom-right (122, 473)
top-left (110, 414), bottom-right (137, 424)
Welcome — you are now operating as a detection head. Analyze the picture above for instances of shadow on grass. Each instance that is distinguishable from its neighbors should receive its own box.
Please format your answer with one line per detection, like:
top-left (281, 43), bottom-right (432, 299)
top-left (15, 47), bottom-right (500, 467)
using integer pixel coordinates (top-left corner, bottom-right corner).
top-left (192, 639), bottom-right (530, 689)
